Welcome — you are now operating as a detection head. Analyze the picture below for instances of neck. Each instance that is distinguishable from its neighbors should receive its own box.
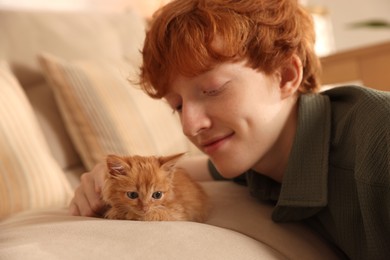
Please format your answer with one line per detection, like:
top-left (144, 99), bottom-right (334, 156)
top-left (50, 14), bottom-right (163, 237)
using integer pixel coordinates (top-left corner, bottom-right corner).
top-left (252, 96), bottom-right (299, 183)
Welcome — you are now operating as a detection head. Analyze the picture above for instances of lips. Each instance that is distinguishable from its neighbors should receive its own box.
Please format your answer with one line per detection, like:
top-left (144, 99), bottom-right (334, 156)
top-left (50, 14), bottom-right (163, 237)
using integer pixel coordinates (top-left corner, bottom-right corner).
top-left (198, 132), bottom-right (234, 154)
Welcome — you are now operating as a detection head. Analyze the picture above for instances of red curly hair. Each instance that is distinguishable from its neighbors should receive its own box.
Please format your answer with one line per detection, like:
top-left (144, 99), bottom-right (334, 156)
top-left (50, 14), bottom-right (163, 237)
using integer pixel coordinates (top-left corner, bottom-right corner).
top-left (140, 0), bottom-right (321, 98)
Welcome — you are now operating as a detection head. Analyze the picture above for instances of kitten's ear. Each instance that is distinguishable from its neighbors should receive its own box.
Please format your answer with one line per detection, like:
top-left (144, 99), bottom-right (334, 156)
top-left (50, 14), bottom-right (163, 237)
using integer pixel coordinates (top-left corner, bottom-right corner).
top-left (106, 155), bottom-right (128, 176)
top-left (159, 153), bottom-right (186, 172)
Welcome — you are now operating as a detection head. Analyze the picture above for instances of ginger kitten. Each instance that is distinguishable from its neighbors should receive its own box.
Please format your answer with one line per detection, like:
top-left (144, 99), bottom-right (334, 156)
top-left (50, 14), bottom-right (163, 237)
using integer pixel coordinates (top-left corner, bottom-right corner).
top-left (102, 153), bottom-right (210, 222)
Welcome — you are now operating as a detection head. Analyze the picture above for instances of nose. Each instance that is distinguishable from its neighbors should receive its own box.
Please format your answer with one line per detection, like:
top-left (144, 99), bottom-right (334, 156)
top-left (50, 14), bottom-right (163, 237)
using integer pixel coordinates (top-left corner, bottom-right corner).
top-left (141, 205), bottom-right (149, 213)
top-left (139, 202), bottom-right (149, 213)
top-left (181, 102), bottom-right (211, 137)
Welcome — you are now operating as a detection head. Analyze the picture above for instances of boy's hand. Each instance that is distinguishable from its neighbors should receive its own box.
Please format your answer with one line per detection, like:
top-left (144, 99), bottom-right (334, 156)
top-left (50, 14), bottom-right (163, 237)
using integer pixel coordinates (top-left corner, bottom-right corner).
top-left (69, 161), bottom-right (107, 217)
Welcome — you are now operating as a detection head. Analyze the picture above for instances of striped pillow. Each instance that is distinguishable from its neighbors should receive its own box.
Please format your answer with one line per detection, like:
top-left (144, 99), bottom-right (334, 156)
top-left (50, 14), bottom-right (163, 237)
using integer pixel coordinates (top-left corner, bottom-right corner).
top-left (0, 61), bottom-right (72, 219)
top-left (38, 53), bottom-right (197, 170)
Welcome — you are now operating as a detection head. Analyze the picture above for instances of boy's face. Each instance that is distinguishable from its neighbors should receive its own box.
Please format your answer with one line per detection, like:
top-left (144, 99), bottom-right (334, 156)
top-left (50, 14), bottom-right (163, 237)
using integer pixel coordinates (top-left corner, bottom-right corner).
top-left (165, 61), bottom-right (298, 178)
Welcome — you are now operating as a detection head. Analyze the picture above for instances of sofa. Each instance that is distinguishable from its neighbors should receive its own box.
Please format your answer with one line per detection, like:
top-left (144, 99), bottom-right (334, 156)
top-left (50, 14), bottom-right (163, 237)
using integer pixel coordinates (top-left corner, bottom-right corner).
top-left (0, 9), bottom-right (343, 259)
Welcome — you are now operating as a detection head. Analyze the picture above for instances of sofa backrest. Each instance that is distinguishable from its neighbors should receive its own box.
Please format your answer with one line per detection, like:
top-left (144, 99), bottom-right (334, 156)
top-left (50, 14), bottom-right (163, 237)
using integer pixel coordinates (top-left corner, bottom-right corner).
top-left (0, 9), bottom-right (147, 171)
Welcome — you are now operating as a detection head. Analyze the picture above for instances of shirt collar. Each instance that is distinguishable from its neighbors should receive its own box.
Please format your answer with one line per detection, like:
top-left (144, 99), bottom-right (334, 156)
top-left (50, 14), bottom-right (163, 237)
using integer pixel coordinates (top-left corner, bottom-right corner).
top-left (273, 93), bottom-right (331, 221)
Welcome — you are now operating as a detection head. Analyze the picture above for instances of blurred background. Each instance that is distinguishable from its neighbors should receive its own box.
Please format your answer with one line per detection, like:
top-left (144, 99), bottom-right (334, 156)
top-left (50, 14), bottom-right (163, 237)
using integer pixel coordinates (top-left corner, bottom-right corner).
top-left (300, 0), bottom-right (389, 56)
top-left (0, 0), bottom-right (388, 57)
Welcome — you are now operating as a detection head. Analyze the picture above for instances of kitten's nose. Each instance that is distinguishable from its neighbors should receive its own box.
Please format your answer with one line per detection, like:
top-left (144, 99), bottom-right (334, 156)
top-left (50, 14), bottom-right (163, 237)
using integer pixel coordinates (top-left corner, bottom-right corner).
top-left (141, 205), bottom-right (149, 213)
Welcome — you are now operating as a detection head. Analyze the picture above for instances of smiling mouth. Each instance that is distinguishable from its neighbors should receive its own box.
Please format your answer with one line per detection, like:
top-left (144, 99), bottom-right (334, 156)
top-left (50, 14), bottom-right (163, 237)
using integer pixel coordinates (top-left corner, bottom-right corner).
top-left (200, 133), bottom-right (234, 154)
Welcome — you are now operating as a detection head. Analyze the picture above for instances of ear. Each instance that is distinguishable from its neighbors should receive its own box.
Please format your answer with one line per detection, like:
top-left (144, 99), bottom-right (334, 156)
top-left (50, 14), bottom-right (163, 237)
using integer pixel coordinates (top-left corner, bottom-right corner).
top-left (106, 154), bottom-right (129, 176)
top-left (159, 153), bottom-right (186, 172)
top-left (277, 54), bottom-right (303, 99)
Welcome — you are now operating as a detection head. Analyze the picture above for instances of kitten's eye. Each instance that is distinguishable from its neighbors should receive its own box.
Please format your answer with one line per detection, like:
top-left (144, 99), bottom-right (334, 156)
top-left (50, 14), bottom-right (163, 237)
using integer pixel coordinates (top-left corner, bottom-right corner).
top-left (152, 191), bottom-right (163, 199)
top-left (126, 192), bottom-right (139, 199)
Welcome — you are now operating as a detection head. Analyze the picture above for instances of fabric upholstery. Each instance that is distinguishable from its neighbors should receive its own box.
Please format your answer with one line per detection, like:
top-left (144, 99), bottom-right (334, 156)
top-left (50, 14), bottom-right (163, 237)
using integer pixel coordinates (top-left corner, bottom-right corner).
top-left (0, 9), bottom-right (145, 86)
top-left (0, 181), bottom-right (342, 259)
top-left (0, 61), bottom-right (72, 220)
top-left (0, 209), bottom-right (283, 260)
top-left (38, 53), bottom-right (197, 170)
top-left (0, 9), bottom-right (146, 171)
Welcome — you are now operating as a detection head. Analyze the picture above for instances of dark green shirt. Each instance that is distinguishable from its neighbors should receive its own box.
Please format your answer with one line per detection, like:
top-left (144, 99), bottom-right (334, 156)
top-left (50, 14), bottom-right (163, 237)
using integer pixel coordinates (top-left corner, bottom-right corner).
top-left (209, 86), bottom-right (390, 260)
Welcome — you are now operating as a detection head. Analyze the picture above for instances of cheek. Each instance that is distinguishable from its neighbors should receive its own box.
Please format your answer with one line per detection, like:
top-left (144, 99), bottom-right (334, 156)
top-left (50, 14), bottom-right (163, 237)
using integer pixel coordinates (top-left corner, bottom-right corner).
top-left (151, 199), bottom-right (164, 206)
top-left (244, 89), bottom-right (283, 122)
top-left (226, 93), bottom-right (284, 150)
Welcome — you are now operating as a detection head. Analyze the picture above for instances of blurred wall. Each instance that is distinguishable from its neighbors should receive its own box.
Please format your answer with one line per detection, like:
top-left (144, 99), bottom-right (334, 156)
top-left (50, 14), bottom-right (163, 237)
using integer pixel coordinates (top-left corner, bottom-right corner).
top-left (306, 0), bottom-right (390, 52)
top-left (0, 0), bottom-right (169, 17)
top-left (1, 0), bottom-right (389, 54)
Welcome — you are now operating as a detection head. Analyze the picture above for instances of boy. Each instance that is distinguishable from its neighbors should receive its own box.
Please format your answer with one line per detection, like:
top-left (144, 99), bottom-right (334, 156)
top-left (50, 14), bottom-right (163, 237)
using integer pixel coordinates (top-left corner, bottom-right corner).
top-left (71, 0), bottom-right (390, 258)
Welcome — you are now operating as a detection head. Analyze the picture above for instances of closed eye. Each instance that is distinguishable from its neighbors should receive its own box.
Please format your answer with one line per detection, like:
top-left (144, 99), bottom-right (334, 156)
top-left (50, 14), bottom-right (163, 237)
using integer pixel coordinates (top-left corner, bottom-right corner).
top-left (165, 96), bottom-right (182, 114)
top-left (174, 104), bottom-right (183, 113)
top-left (169, 103), bottom-right (182, 114)
top-left (202, 80), bottom-right (231, 96)
top-left (203, 89), bottom-right (220, 96)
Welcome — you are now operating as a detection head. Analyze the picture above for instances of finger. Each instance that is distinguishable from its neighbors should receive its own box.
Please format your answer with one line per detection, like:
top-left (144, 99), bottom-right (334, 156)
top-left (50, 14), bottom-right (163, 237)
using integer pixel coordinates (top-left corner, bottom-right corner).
top-left (68, 198), bottom-right (80, 216)
top-left (93, 162), bottom-right (106, 194)
top-left (80, 173), bottom-right (104, 216)
top-left (75, 186), bottom-right (101, 217)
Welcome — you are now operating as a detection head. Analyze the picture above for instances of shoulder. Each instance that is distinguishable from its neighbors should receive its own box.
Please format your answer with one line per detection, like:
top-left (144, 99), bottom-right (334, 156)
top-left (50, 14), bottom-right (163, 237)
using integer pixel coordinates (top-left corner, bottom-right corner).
top-left (323, 86), bottom-right (389, 183)
top-left (322, 85), bottom-right (390, 111)
top-left (322, 85), bottom-right (390, 130)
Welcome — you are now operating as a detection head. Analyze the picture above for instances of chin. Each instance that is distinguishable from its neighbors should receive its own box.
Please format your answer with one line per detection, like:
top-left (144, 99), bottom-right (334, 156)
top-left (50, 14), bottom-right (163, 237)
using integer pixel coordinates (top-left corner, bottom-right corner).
top-left (212, 160), bottom-right (247, 179)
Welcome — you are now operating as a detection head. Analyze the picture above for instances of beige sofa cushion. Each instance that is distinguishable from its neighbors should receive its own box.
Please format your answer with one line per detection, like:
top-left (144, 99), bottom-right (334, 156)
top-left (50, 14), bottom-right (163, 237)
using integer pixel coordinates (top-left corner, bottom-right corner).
top-left (0, 181), bottom-right (341, 259)
top-left (38, 53), bottom-right (198, 170)
top-left (0, 209), bottom-right (284, 260)
top-left (0, 61), bottom-right (72, 220)
top-left (0, 10), bottom-right (146, 171)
